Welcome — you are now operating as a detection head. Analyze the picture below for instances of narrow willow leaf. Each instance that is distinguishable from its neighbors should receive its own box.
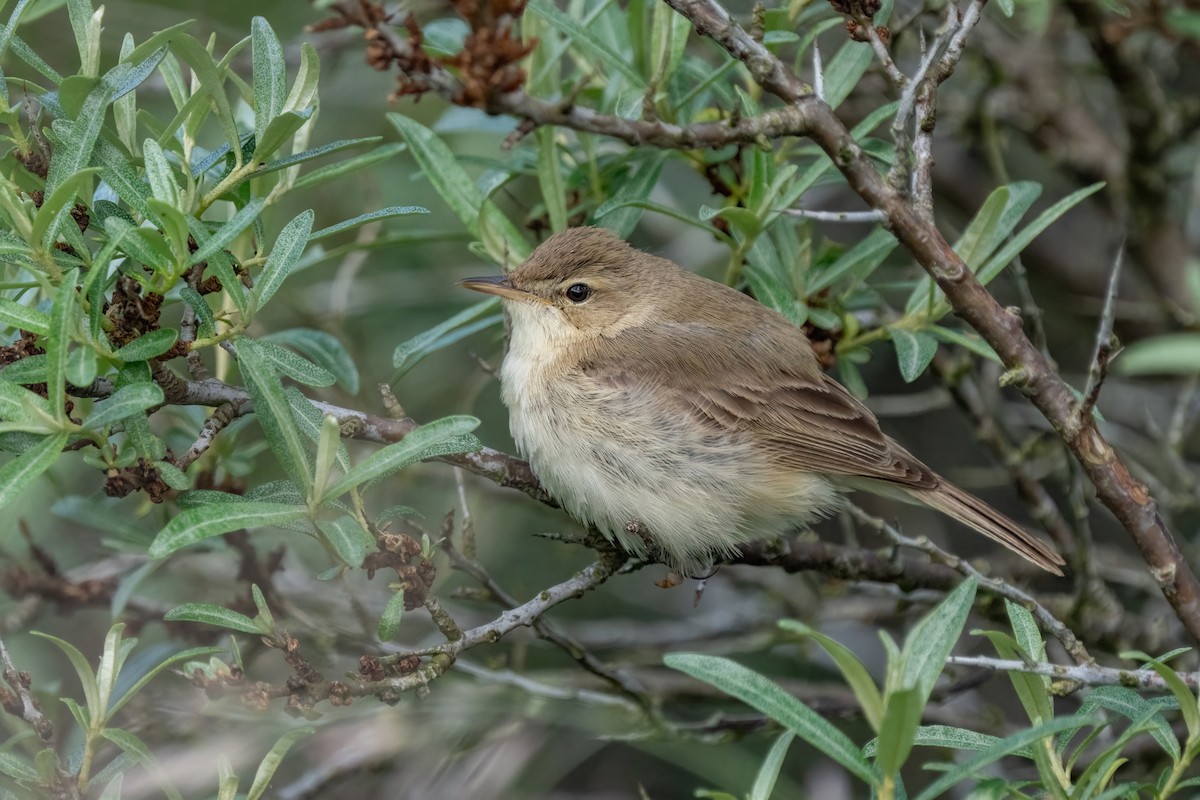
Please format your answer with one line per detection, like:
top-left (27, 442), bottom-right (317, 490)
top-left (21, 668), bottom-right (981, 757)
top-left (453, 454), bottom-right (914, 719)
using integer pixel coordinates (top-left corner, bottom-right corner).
top-left (142, 138), bottom-right (180, 206)
top-left (0, 298), bottom-right (50, 336)
top-left (749, 731), bottom-right (794, 800)
top-left (393, 298), bottom-right (501, 376)
top-left (251, 16), bottom-right (286, 142)
top-left (190, 198), bottom-right (265, 267)
top-left (0, 752), bottom-right (39, 783)
top-left (0, 432), bottom-right (62, 503)
top-left (321, 415), bottom-right (480, 502)
top-left (264, 329), bottom-right (358, 394)
top-left (163, 604), bottom-right (262, 634)
top-left (377, 588), bottom-right (406, 641)
top-left (389, 114), bottom-right (530, 262)
top-left (246, 727), bottom-right (315, 800)
top-left (250, 339), bottom-right (335, 387)
top-left (114, 328), bottom-right (178, 362)
top-left (44, 78), bottom-right (116, 200)
top-left (664, 653), bottom-right (877, 784)
top-left (0, 382), bottom-right (51, 423)
top-left (863, 725), bottom-right (1031, 759)
top-left (889, 328), bottom-right (938, 383)
top-left (312, 413), bottom-right (341, 502)
top-left (65, 346), bottom-right (97, 388)
top-left (148, 501), bottom-right (309, 558)
top-left (1115, 333), bottom-right (1200, 376)
top-left (284, 388), bottom-right (351, 476)
top-left (98, 729), bottom-right (184, 800)
top-left (913, 716), bottom-right (1100, 800)
top-left (806, 227), bottom-right (898, 295)
top-left (526, 0), bottom-right (643, 86)
top-left (291, 142), bottom-right (404, 192)
top-left (168, 34), bottom-right (240, 156)
top-left (902, 577), bottom-right (976, 706)
top-left (237, 339), bottom-right (313, 489)
top-left (536, 127), bottom-right (567, 232)
top-left (256, 136), bottom-right (383, 179)
top-left (875, 687), bottom-right (922, 777)
top-left (316, 515), bottom-right (373, 569)
top-left (779, 620), bottom-right (884, 732)
top-left (46, 270), bottom-right (79, 423)
top-left (309, 205), bottom-right (429, 242)
top-left (29, 628), bottom-right (100, 720)
top-left (594, 155), bottom-right (669, 238)
top-left (85, 383), bottom-right (164, 430)
top-left (253, 109), bottom-right (311, 163)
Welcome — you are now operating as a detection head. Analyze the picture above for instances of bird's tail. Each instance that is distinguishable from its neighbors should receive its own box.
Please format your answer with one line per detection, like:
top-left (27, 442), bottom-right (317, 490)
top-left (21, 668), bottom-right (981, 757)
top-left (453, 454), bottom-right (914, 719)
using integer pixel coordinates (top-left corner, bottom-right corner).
top-left (910, 481), bottom-right (1065, 576)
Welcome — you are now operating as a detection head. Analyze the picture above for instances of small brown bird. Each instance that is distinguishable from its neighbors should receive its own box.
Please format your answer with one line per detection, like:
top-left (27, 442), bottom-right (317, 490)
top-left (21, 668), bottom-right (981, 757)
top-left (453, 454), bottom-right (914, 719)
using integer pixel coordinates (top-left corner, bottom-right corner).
top-left (461, 227), bottom-right (1064, 577)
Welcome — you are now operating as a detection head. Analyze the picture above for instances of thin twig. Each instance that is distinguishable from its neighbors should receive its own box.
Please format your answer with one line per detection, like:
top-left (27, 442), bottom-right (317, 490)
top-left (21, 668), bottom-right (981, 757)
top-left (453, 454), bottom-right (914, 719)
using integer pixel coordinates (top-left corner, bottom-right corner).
top-left (783, 208), bottom-right (885, 223)
top-left (0, 634), bottom-right (54, 742)
top-left (1077, 245), bottom-right (1125, 426)
top-left (846, 503), bottom-right (1094, 665)
top-left (947, 654), bottom-right (1198, 692)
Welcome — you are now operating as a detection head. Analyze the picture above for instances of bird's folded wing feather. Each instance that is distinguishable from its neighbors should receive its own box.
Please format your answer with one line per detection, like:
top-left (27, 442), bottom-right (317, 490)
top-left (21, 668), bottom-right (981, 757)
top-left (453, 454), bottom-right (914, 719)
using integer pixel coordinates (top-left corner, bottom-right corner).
top-left (582, 320), bottom-right (937, 488)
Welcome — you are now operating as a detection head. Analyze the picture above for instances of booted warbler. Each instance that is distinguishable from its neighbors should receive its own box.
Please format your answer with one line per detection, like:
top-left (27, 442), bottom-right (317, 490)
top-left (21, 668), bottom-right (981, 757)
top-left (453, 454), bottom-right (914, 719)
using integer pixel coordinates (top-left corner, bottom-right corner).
top-left (461, 227), bottom-right (1064, 577)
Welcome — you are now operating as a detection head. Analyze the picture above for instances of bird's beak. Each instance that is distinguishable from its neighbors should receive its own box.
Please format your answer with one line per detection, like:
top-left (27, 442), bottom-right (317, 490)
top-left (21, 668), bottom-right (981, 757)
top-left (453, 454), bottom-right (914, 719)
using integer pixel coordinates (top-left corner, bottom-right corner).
top-left (458, 275), bottom-right (543, 303)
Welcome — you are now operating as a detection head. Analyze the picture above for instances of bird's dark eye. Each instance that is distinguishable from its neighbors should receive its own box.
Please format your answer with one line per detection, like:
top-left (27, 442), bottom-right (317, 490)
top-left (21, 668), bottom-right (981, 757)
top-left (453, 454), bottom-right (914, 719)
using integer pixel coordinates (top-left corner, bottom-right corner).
top-left (565, 283), bottom-right (591, 303)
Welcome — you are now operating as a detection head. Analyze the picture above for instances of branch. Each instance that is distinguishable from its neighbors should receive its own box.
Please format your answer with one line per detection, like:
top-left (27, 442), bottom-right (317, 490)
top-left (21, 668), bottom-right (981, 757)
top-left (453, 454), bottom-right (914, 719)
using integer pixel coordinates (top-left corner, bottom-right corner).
top-left (947, 654), bottom-right (1199, 693)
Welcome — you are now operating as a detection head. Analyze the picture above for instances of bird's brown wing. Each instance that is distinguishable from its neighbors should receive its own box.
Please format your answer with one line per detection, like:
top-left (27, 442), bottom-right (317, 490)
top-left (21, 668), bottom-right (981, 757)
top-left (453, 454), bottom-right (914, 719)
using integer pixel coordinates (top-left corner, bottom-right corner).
top-left (580, 320), bottom-right (937, 488)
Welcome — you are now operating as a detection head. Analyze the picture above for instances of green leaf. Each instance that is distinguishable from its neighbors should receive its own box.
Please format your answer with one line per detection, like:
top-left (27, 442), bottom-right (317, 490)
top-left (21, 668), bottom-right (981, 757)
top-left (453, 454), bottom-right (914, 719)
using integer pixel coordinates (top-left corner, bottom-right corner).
top-left (536, 127), bottom-right (567, 233)
top-left (913, 715), bottom-right (1097, 800)
top-left (664, 653), bottom-right (878, 784)
top-left (308, 205), bottom-right (429, 241)
top-left (249, 339), bottom-right (335, 387)
top-left (44, 79), bottom-right (115, 201)
top-left (976, 182), bottom-right (1104, 287)
top-left (902, 577), bottom-right (976, 707)
top-left (282, 42), bottom-right (320, 115)
top-left (806, 227), bottom-right (898, 295)
top-left (246, 727), bottom-right (315, 800)
top-left (321, 415), bottom-right (481, 501)
top-left (168, 35), bottom-right (240, 154)
top-left (863, 724), bottom-right (1032, 759)
top-left (393, 298), bottom-right (501, 377)
top-left (33, 166), bottom-right (100, 248)
top-left (31, 628), bottom-right (100, 721)
top-left (317, 515), bottom-right (373, 569)
top-left (0, 297), bottom-right (50, 336)
top-left (749, 731), bottom-right (794, 800)
top-left (0, 432), bottom-right (66, 511)
top-left (1121, 650), bottom-right (1200, 741)
top-left (114, 328), bottom-right (179, 362)
top-left (0, 752), bottom-right (39, 783)
top-left (148, 501), bottom-right (309, 558)
top-left (389, 114), bottom-right (530, 263)
top-left (284, 387), bottom-right (351, 476)
top-left (875, 687), bottom-right (922, 777)
top-left (291, 141), bottom-right (405, 192)
top-left (66, 345), bottom-right (97, 388)
top-left (1065, 686), bottom-right (1179, 761)
top-left (0, 382), bottom-right (51, 424)
top-left (142, 138), bottom-right (180, 207)
top-left (822, 0), bottom-right (889, 108)
top-left (252, 210), bottom-right (313, 310)
top-left (263, 329), bottom-right (359, 394)
top-left (377, 587), bottom-right (406, 641)
top-left (1115, 333), bottom-right (1200, 376)
top-left (889, 328), bottom-right (938, 382)
top-left (976, 629), bottom-right (1054, 724)
top-left (164, 603), bottom-right (262, 634)
top-left (594, 153), bottom-right (668, 238)
top-left (98, 729), bottom-right (183, 800)
top-left (526, 0), bottom-right (643, 87)
top-left (85, 383), bottom-right (164, 430)
top-left (237, 338), bottom-right (313, 490)
top-left (779, 620), bottom-right (884, 732)
top-left (251, 16), bottom-right (286, 143)
top-left (256, 137), bottom-right (386, 179)
top-left (906, 182), bottom-right (1041, 316)
top-left (190, 198), bottom-right (265, 267)
top-left (253, 109), bottom-right (312, 163)
top-left (313, 413), bottom-right (341, 502)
